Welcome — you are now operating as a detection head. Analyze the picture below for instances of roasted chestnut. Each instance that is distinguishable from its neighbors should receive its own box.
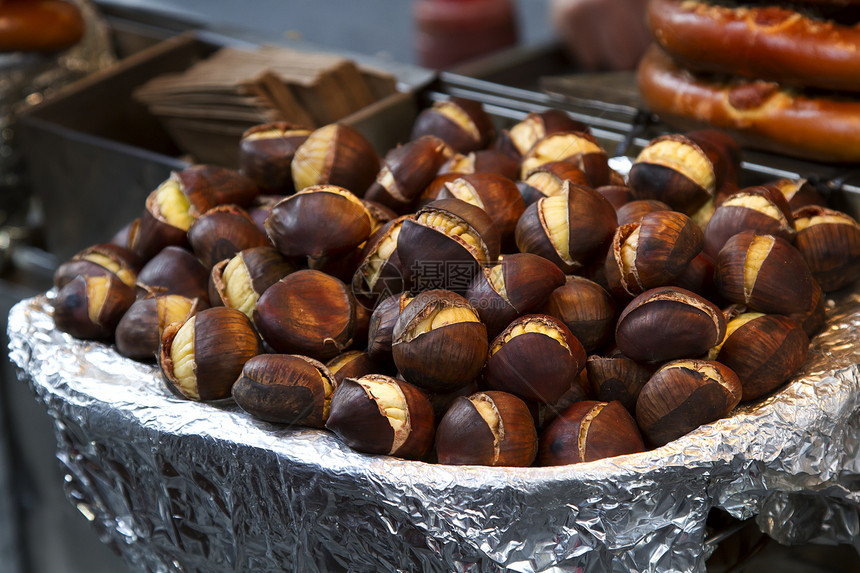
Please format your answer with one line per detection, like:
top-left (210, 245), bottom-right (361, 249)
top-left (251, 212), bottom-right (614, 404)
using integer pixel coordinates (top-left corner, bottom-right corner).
top-left (596, 185), bottom-right (634, 210)
top-left (538, 400), bottom-right (645, 465)
top-left (708, 313), bottom-right (809, 401)
top-left (585, 353), bottom-right (651, 414)
top-left (515, 181), bottom-right (617, 273)
top-left (159, 307), bottom-right (262, 401)
top-left (397, 198), bottom-right (500, 294)
top-left (703, 186), bottom-right (795, 258)
top-left (232, 354), bottom-right (335, 427)
top-left (133, 176), bottom-right (211, 261)
top-left (325, 350), bottom-right (381, 384)
top-left (517, 161), bottom-right (590, 206)
top-left (635, 360), bottom-right (742, 447)
top-left (435, 173), bottom-right (525, 239)
top-left (367, 292), bottom-right (412, 362)
top-left (410, 97), bottom-right (494, 153)
top-left (173, 164), bottom-right (259, 208)
top-left (188, 205), bottom-right (270, 269)
top-left (614, 200), bottom-right (672, 226)
top-left (136, 246), bottom-right (210, 303)
top-left (209, 246), bottom-right (295, 318)
top-left (714, 231), bottom-right (815, 315)
top-left (53, 243), bottom-right (140, 290)
top-left (628, 135), bottom-right (716, 215)
top-left (115, 294), bottom-right (200, 361)
top-left (763, 178), bottom-right (826, 211)
top-left (520, 131), bottom-right (609, 187)
top-left (538, 275), bottom-right (616, 353)
top-left (438, 149), bottom-right (519, 180)
top-left (265, 185), bottom-right (373, 259)
top-left (253, 269), bottom-right (356, 360)
top-left (495, 109), bottom-right (588, 159)
top-left (793, 206), bottom-right (860, 292)
top-left (291, 123), bottom-right (380, 195)
top-left (364, 136), bottom-right (453, 212)
top-left (605, 210), bottom-right (703, 297)
top-left (484, 314), bottom-right (586, 404)
top-left (53, 274), bottom-right (136, 340)
top-left (239, 122), bottom-right (311, 194)
top-left (466, 253), bottom-right (565, 338)
top-left (435, 391), bottom-right (537, 466)
top-left (325, 374), bottom-right (435, 460)
top-left (615, 286), bottom-right (726, 363)
top-left (351, 215), bottom-right (411, 306)
top-left (391, 290), bottom-right (488, 393)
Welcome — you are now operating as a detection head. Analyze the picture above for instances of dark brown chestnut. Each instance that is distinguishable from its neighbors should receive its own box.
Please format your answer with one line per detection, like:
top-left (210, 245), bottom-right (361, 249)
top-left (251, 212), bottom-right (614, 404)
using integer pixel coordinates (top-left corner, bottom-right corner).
top-left (438, 149), bottom-right (519, 181)
top-left (615, 200), bottom-right (672, 226)
top-left (585, 354), bottom-right (651, 414)
top-left (188, 205), bottom-right (270, 269)
top-left (366, 292), bottom-right (412, 362)
top-left (495, 109), bottom-right (588, 159)
top-left (636, 360), bottom-right (742, 447)
top-left (208, 246), bottom-right (295, 318)
top-left (53, 243), bottom-right (141, 290)
top-left (239, 122), bottom-right (311, 194)
top-left (484, 314), bottom-right (586, 404)
top-left (596, 185), bottom-right (634, 210)
top-left (253, 269), bottom-right (356, 360)
top-left (110, 218), bottom-right (140, 251)
top-left (788, 279), bottom-right (826, 338)
top-left (115, 294), bottom-right (200, 361)
top-left (133, 176), bottom-right (210, 261)
top-left (763, 178), bottom-right (826, 211)
top-left (159, 306), bottom-right (262, 401)
top-left (708, 313), bottom-right (809, 401)
top-left (410, 97), bottom-right (494, 154)
top-left (232, 354), bottom-right (335, 427)
top-left (628, 135), bottom-right (716, 215)
top-left (137, 246), bottom-right (210, 304)
top-left (364, 136), bottom-right (453, 212)
top-left (538, 275), bottom-right (616, 353)
top-left (703, 186), bottom-right (795, 259)
top-left (605, 210), bottom-right (703, 297)
top-left (435, 391), bottom-right (537, 466)
top-left (291, 123), bottom-right (380, 196)
top-left (538, 400), bottom-right (645, 465)
top-left (793, 206), bottom-right (860, 292)
top-left (685, 129), bottom-right (741, 192)
top-left (515, 181), bottom-right (617, 273)
top-left (351, 215), bottom-right (411, 306)
top-left (53, 274), bottom-right (136, 340)
top-left (392, 290), bottom-right (488, 393)
top-left (173, 164), bottom-right (259, 208)
top-left (466, 252), bottom-right (565, 338)
top-left (436, 173), bottom-right (525, 239)
top-left (325, 350), bottom-right (381, 385)
top-left (714, 231), bottom-right (815, 315)
top-left (265, 185), bottom-right (373, 259)
top-left (397, 198), bottom-right (500, 294)
top-left (520, 131), bottom-right (610, 187)
top-left (518, 161), bottom-right (590, 205)
top-left (325, 374), bottom-right (435, 460)
top-left (615, 286), bottom-right (726, 363)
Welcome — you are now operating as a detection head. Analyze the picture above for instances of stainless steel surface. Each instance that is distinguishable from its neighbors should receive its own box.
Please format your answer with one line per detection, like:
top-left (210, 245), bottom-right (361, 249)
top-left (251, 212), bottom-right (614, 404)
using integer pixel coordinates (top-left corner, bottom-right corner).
top-left (8, 288), bottom-right (860, 572)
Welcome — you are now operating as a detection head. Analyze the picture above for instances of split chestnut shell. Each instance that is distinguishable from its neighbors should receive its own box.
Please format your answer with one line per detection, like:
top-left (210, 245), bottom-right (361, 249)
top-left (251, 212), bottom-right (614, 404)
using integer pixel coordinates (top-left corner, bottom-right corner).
top-left (326, 374), bottom-right (435, 460)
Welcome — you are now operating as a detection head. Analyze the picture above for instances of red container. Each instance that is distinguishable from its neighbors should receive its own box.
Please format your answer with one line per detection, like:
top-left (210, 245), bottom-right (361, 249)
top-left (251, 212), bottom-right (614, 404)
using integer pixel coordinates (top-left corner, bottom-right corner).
top-left (414, 0), bottom-right (518, 70)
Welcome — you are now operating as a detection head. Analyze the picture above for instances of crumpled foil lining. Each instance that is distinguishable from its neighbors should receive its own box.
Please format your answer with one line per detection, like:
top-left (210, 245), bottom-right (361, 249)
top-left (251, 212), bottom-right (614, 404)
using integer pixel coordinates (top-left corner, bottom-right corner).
top-left (7, 290), bottom-right (860, 573)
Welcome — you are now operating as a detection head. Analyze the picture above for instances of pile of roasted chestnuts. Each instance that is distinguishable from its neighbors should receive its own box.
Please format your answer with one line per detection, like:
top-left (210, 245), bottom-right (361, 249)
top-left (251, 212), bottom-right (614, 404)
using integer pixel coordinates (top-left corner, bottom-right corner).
top-left (51, 97), bottom-right (860, 467)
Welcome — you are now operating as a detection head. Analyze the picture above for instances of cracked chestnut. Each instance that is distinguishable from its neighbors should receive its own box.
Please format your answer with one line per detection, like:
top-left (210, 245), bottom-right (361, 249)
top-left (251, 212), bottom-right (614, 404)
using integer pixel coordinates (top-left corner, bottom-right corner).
top-left (232, 354), bottom-right (335, 427)
top-left (53, 274), bottom-right (136, 340)
top-left (435, 391), bottom-right (537, 466)
top-left (484, 314), bottom-right (586, 404)
top-left (159, 306), bottom-right (262, 401)
top-left (538, 400), bottom-right (645, 465)
top-left (291, 123), bottom-right (380, 195)
top-left (208, 246), bottom-right (295, 318)
top-left (392, 290), bottom-right (488, 393)
top-left (326, 374), bottom-right (435, 460)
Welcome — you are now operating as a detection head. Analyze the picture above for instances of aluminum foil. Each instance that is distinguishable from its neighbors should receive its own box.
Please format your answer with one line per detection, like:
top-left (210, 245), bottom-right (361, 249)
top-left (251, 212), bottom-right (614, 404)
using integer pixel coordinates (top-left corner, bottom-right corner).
top-left (8, 290), bottom-right (860, 573)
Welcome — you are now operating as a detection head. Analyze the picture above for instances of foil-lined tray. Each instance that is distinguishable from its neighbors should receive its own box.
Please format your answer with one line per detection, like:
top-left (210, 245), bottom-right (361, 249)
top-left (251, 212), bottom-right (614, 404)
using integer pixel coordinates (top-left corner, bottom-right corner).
top-left (8, 290), bottom-right (860, 572)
